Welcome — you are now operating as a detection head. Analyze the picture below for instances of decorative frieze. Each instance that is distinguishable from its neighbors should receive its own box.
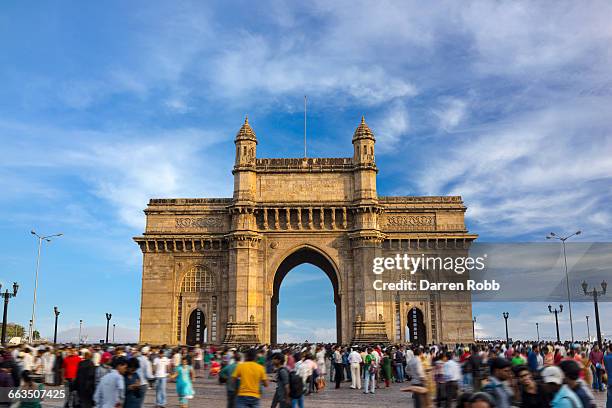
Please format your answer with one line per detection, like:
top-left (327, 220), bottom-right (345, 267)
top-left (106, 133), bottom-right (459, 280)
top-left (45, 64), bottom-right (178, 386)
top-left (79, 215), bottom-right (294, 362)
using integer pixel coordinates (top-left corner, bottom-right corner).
top-left (175, 217), bottom-right (224, 228)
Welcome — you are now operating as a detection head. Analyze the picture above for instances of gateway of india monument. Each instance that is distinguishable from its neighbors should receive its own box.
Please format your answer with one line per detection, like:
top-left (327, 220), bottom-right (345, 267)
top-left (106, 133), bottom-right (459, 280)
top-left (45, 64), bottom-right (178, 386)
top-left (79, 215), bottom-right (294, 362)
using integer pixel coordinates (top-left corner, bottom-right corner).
top-left (134, 117), bottom-right (477, 345)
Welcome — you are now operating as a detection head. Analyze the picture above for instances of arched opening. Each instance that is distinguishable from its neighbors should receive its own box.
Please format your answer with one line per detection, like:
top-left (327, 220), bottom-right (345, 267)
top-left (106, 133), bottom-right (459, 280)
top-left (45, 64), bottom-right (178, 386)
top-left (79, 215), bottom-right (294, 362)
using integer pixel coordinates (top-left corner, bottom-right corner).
top-left (271, 247), bottom-right (341, 344)
top-left (406, 307), bottom-right (426, 346)
top-left (186, 308), bottom-right (206, 346)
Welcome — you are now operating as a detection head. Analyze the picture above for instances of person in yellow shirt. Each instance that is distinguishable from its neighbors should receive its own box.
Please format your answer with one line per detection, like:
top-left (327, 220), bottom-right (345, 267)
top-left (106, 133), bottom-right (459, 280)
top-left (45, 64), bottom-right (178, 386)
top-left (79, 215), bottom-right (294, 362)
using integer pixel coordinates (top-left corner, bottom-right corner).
top-left (232, 348), bottom-right (268, 408)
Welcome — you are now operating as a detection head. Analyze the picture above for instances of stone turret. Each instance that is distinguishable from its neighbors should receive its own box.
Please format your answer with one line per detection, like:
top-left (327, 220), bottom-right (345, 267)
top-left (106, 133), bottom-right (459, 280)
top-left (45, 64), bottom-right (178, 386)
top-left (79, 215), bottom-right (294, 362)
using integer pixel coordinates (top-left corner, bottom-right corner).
top-left (233, 116), bottom-right (257, 204)
top-left (352, 116), bottom-right (376, 166)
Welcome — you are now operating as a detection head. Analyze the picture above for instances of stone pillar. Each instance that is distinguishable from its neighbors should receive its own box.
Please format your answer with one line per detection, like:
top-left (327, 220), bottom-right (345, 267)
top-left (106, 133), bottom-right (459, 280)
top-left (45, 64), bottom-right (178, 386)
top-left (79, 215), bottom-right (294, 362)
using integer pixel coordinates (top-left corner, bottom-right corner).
top-left (297, 208), bottom-right (302, 229)
top-left (224, 205), bottom-right (262, 345)
top-left (319, 207), bottom-right (324, 229)
top-left (342, 207), bottom-right (347, 229)
top-left (284, 208), bottom-right (291, 230)
top-left (307, 208), bottom-right (313, 229)
top-left (274, 208), bottom-right (280, 229)
top-left (331, 207), bottom-right (336, 230)
top-left (263, 208), bottom-right (268, 229)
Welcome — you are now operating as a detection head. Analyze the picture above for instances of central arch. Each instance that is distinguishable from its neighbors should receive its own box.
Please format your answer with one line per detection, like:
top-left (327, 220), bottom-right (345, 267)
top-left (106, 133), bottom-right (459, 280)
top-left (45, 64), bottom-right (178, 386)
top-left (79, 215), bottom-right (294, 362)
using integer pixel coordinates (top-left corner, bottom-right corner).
top-left (270, 246), bottom-right (341, 344)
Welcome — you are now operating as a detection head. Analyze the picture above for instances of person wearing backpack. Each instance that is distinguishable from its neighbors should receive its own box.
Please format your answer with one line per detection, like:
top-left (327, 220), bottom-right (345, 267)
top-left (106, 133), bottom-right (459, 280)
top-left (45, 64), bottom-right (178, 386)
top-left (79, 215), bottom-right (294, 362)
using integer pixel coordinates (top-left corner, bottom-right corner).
top-left (289, 365), bottom-right (305, 408)
top-left (270, 354), bottom-right (290, 408)
top-left (363, 348), bottom-right (377, 394)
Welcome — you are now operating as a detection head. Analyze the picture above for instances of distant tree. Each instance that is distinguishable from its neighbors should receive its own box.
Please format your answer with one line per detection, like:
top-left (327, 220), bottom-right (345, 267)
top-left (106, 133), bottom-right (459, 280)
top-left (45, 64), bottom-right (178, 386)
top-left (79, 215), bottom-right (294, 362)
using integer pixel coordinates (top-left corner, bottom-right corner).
top-left (6, 323), bottom-right (25, 338)
top-left (33, 330), bottom-right (40, 340)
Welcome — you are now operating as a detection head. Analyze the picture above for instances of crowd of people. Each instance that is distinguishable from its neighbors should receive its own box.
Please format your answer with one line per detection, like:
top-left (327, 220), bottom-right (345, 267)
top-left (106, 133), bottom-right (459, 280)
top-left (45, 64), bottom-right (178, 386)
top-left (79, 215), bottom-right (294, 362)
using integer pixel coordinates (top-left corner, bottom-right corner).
top-left (0, 339), bottom-right (611, 407)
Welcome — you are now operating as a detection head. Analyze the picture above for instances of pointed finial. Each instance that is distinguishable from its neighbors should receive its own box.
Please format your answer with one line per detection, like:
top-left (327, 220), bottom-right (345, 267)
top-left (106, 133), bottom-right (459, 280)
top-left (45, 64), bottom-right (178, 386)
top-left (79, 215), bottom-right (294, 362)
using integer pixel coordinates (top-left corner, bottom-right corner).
top-left (353, 115), bottom-right (375, 141)
top-left (235, 115), bottom-right (257, 143)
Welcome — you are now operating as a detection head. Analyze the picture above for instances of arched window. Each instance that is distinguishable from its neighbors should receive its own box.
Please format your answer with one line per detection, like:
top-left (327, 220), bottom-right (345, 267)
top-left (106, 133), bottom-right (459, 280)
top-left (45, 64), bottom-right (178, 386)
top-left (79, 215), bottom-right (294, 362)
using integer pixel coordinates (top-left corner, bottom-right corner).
top-left (181, 266), bottom-right (215, 292)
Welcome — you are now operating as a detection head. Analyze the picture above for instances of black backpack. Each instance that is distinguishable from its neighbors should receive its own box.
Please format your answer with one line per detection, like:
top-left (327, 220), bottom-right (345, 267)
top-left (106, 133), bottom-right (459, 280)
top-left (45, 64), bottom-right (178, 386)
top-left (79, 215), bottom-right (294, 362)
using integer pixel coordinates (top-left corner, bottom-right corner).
top-left (289, 371), bottom-right (304, 399)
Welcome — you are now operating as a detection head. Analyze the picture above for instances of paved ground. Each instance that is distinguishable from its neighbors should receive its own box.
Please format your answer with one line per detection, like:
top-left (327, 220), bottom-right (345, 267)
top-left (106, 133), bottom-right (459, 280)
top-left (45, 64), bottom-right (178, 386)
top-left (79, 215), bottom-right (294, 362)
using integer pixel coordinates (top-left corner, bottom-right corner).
top-left (43, 375), bottom-right (609, 407)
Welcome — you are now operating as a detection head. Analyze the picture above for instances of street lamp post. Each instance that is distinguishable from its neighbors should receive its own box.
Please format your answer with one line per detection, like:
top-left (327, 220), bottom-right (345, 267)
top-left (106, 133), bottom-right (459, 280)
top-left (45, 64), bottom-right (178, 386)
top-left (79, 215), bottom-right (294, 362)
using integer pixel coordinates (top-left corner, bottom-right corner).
top-left (105, 313), bottom-right (112, 344)
top-left (472, 316), bottom-right (477, 341)
top-left (586, 315), bottom-right (591, 341)
top-left (0, 282), bottom-right (19, 345)
top-left (582, 280), bottom-right (607, 348)
top-left (502, 312), bottom-right (509, 344)
top-left (112, 324), bottom-right (116, 343)
top-left (548, 304), bottom-right (563, 342)
top-left (30, 230), bottom-right (63, 342)
top-left (536, 323), bottom-right (540, 342)
top-left (53, 306), bottom-right (60, 345)
top-left (546, 230), bottom-right (581, 342)
top-left (78, 320), bottom-right (83, 346)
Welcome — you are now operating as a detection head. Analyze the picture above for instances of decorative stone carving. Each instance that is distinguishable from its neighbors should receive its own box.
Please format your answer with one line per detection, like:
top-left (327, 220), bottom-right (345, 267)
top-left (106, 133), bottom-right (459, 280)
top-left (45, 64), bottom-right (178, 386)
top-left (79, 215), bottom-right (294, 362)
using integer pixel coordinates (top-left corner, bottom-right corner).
top-left (386, 215), bottom-right (435, 227)
top-left (175, 217), bottom-right (224, 228)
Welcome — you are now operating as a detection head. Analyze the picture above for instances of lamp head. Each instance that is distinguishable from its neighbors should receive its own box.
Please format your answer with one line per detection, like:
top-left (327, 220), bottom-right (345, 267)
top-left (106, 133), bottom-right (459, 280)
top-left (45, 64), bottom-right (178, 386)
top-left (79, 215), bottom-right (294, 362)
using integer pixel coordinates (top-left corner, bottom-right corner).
top-left (31, 230), bottom-right (36, 235)
top-left (559, 304), bottom-right (563, 312)
top-left (575, 230), bottom-right (581, 235)
top-left (602, 281), bottom-right (607, 294)
top-left (582, 281), bottom-right (588, 294)
top-left (548, 305), bottom-right (552, 313)
top-left (550, 232), bottom-right (556, 237)
top-left (12, 282), bottom-right (18, 296)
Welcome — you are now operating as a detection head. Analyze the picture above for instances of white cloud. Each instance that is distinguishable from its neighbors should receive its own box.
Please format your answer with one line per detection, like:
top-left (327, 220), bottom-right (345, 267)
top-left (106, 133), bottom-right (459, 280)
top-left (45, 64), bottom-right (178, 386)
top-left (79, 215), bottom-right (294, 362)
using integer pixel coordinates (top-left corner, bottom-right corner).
top-left (0, 122), bottom-right (234, 230)
top-left (373, 101), bottom-right (410, 152)
top-left (433, 98), bottom-right (467, 132)
top-left (417, 98), bottom-right (612, 239)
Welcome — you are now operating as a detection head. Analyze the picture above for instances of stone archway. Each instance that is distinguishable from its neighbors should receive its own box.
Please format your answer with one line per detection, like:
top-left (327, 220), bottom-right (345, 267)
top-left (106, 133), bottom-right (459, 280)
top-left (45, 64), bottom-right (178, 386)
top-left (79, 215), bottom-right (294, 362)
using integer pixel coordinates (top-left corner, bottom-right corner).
top-left (270, 246), bottom-right (341, 344)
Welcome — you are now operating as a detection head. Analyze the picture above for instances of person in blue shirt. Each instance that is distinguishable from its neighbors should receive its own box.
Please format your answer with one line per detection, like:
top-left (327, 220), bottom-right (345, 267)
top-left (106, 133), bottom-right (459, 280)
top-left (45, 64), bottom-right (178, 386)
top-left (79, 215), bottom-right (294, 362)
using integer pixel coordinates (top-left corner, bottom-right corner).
top-left (527, 345), bottom-right (540, 372)
top-left (603, 344), bottom-right (612, 408)
top-left (541, 366), bottom-right (583, 408)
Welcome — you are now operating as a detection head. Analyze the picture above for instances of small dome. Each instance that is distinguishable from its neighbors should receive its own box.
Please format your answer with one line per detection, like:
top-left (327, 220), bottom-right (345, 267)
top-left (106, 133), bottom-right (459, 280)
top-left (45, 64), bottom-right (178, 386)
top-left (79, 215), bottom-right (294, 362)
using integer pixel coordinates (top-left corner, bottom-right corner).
top-left (352, 116), bottom-right (375, 142)
top-left (235, 115), bottom-right (257, 143)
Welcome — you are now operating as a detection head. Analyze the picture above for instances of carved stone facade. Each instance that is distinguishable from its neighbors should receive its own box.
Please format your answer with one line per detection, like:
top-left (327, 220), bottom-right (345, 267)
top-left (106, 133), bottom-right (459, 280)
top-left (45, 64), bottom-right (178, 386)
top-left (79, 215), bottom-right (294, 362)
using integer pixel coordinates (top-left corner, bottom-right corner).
top-left (135, 117), bottom-right (477, 345)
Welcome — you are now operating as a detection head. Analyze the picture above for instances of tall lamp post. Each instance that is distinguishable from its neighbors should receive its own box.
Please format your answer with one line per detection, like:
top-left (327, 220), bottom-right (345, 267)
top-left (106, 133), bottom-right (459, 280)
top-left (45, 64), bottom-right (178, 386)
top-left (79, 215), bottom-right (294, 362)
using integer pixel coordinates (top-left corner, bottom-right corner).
top-left (0, 282), bottom-right (19, 345)
top-left (78, 320), bottom-right (83, 346)
top-left (472, 316), bottom-right (477, 341)
top-left (548, 304), bottom-right (563, 342)
top-left (53, 306), bottom-right (60, 345)
top-left (536, 323), bottom-right (540, 342)
top-left (586, 315), bottom-right (591, 342)
top-left (112, 324), bottom-right (116, 343)
top-left (30, 230), bottom-right (63, 342)
top-left (502, 312), bottom-right (509, 344)
top-left (105, 313), bottom-right (112, 344)
top-left (582, 280), bottom-right (607, 348)
top-left (546, 230), bottom-right (581, 342)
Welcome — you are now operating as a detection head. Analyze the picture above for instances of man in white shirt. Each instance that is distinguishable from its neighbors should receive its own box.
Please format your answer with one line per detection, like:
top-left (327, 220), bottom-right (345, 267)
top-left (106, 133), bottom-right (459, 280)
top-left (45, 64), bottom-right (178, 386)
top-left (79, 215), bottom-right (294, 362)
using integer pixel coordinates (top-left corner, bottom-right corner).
top-left (443, 352), bottom-right (462, 408)
top-left (135, 348), bottom-right (153, 407)
top-left (153, 350), bottom-right (170, 408)
top-left (348, 348), bottom-right (362, 389)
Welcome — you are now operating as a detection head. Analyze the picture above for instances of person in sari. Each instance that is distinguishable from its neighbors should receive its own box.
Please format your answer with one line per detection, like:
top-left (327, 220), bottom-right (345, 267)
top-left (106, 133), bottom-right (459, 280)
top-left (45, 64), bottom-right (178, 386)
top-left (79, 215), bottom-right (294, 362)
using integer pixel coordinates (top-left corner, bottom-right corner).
top-left (171, 356), bottom-right (195, 408)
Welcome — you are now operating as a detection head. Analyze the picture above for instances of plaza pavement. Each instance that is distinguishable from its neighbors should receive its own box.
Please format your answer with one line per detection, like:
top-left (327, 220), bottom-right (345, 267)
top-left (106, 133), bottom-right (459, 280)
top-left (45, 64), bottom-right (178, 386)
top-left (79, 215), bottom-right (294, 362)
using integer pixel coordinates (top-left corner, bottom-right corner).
top-left (44, 374), bottom-right (609, 408)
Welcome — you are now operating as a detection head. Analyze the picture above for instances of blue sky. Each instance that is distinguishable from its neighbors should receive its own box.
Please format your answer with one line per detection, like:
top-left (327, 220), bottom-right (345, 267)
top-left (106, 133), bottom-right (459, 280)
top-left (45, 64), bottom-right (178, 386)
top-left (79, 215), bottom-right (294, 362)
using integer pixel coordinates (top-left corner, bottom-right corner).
top-left (1, 1), bottom-right (611, 343)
